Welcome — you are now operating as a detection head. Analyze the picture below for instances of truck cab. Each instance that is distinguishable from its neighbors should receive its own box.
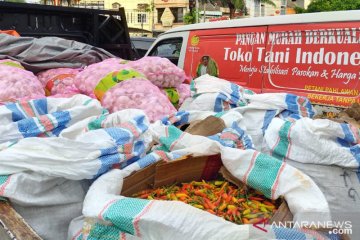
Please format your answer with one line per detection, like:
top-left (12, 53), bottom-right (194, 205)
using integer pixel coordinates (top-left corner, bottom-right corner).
top-left (146, 10), bottom-right (360, 109)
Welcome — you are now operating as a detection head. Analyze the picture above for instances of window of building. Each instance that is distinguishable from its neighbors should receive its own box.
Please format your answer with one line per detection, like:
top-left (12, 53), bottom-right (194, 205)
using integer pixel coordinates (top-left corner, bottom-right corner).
top-left (157, 8), bottom-right (165, 23)
top-left (254, 0), bottom-right (260, 17)
top-left (137, 13), bottom-right (147, 23)
top-left (170, 8), bottom-right (184, 23)
top-left (280, 0), bottom-right (287, 15)
top-left (260, 4), bottom-right (265, 16)
top-left (280, 6), bottom-right (286, 15)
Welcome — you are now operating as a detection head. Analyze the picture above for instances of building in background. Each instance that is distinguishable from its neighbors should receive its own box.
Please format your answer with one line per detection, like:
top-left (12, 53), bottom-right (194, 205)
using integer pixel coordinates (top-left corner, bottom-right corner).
top-left (106, 0), bottom-right (154, 37)
top-left (286, 0), bottom-right (311, 14)
top-left (198, 0), bottom-right (312, 21)
top-left (74, 0), bottom-right (104, 9)
top-left (198, 2), bottom-right (224, 22)
top-left (289, 0), bottom-right (311, 9)
top-left (247, 0), bottom-right (311, 17)
top-left (153, 0), bottom-right (188, 37)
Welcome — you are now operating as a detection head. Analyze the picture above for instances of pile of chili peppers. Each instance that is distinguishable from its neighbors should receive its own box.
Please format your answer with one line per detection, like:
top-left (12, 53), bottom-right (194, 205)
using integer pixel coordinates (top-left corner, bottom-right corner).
top-left (133, 180), bottom-right (278, 225)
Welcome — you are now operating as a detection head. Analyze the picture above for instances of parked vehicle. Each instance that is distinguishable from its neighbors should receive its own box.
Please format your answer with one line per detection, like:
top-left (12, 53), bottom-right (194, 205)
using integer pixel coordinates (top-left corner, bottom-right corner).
top-left (131, 37), bottom-right (156, 59)
top-left (146, 10), bottom-right (360, 108)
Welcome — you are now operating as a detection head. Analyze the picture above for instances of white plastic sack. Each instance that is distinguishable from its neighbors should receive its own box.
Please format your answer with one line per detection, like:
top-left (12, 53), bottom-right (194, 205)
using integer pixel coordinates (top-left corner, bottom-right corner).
top-left (264, 117), bottom-right (359, 167)
top-left (8, 172), bottom-right (90, 240)
top-left (263, 117), bottom-right (360, 238)
top-left (0, 94), bottom-right (104, 143)
top-left (71, 122), bottom-right (331, 240)
top-left (181, 74), bottom-right (249, 112)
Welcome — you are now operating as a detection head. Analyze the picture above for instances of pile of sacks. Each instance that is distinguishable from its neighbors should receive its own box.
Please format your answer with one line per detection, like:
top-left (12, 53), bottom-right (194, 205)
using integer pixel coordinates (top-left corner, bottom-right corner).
top-left (74, 57), bottom-right (181, 121)
top-left (0, 73), bottom-right (359, 240)
top-left (3, 55), bottom-right (358, 240)
top-left (0, 57), bottom-right (191, 122)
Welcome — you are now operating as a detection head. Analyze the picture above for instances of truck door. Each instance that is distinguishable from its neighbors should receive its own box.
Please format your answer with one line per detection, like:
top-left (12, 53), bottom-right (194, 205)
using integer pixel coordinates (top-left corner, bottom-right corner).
top-left (263, 22), bottom-right (360, 108)
top-left (183, 27), bottom-right (267, 93)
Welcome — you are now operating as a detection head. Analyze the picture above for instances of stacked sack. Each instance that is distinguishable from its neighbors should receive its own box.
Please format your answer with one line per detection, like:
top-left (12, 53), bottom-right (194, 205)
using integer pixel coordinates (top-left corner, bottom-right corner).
top-left (0, 59), bottom-right (45, 104)
top-left (101, 77), bottom-right (176, 121)
top-left (127, 57), bottom-right (190, 107)
top-left (75, 58), bottom-right (177, 122)
top-left (127, 57), bottom-right (185, 88)
top-left (75, 58), bottom-right (126, 98)
top-left (37, 68), bottom-right (81, 97)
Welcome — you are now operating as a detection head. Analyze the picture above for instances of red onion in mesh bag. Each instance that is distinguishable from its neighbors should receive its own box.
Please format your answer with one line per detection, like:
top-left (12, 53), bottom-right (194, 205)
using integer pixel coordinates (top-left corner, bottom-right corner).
top-left (74, 58), bottom-right (126, 96)
top-left (0, 60), bottom-right (45, 103)
top-left (0, 59), bottom-right (24, 68)
top-left (176, 83), bottom-right (191, 105)
top-left (37, 68), bottom-right (81, 97)
top-left (101, 78), bottom-right (176, 122)
top-left (127, 57), bottom-right (185, 88)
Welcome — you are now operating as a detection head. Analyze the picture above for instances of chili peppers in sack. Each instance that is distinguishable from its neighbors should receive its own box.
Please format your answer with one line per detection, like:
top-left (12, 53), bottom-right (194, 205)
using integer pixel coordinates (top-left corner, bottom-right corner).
top-left (133, 179), bottom-right (279, 225)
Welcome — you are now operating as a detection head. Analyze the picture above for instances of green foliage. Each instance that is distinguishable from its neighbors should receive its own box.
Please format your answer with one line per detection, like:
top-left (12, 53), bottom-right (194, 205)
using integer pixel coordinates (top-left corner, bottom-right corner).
top-left (184, 10), bottom-right (197, 25)
top-left (260, 0), bottom-right (276, 7)
top-left (232, 0), bottom-right (245, 9)
top-left (5, 0), bottom-right (26, 3)
top-left (294, 6), bottom-right (306, 14)
top-left (306, 0), bottom-right (360, 13)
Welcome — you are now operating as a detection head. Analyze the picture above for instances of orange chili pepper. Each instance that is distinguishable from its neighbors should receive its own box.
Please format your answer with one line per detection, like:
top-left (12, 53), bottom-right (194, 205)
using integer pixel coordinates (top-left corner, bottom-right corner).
top-left (204, 198), bottom-right (216, 210)
top-left (248, 218), bottom-right (262, 224)
top-left (219, 182), bottom-right (228, 192)
top-left (207, 209), bottom-right (216, 214)
top-left (242, 218), bottom-right (250, 224)
top-left (218, 201), bottom-right (227, 211)
top-left (178, 196), bottom-right (187, 201)
top-left (222, 193), bottom-right (228, 200)
top-left (176, 193), bottom-right (188, 198)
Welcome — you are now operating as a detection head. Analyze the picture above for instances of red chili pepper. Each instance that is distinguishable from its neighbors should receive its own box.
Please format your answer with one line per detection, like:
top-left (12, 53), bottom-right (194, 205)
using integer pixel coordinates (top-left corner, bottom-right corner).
top-left (249, 196), bottom-right (264, 201)
top-left (194, 190), bottom-right (207, 198)
top-left (263, 201), bottom-right (274, 206)
top-left (139, 193), bottom-right (150, 198)
top-left (214, 197), bottom-right (222, 206)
